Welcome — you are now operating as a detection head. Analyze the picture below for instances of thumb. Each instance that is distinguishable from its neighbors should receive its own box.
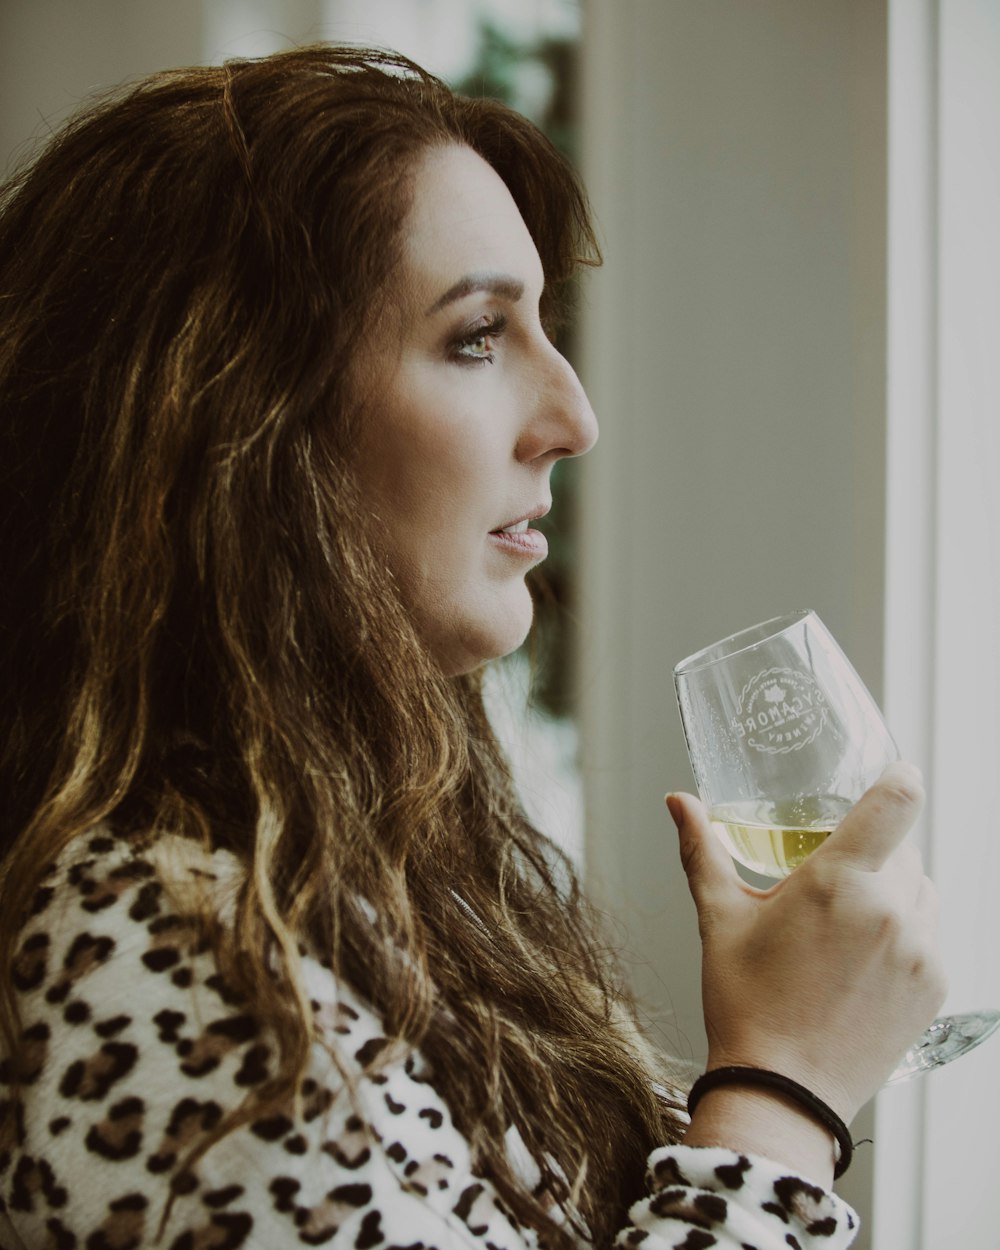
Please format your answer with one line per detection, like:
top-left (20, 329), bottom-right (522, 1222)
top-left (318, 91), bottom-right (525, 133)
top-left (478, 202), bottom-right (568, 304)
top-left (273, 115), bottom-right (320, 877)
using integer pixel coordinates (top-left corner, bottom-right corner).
top-left (667, 791), bottom-right (743, 911)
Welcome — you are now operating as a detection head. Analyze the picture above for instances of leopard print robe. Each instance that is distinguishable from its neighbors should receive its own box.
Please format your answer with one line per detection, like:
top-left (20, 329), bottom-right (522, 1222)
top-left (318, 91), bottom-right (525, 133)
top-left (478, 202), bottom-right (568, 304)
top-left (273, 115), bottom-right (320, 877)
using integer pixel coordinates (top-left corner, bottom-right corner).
top-left (0, 831), bottom-right (859, 1249)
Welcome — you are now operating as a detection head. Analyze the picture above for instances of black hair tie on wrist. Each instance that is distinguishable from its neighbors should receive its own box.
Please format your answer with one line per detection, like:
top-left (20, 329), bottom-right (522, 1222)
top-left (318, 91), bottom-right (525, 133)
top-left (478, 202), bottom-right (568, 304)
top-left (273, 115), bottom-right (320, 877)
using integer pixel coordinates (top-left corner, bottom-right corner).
top-left (687, 1065), bottom-right (855, 1179)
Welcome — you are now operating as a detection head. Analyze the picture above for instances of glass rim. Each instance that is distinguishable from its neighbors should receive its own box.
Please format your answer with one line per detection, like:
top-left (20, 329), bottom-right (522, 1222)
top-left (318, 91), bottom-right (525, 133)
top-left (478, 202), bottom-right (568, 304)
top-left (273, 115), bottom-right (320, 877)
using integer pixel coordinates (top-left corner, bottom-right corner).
top-left (673, 608), bottom-right (816, 678)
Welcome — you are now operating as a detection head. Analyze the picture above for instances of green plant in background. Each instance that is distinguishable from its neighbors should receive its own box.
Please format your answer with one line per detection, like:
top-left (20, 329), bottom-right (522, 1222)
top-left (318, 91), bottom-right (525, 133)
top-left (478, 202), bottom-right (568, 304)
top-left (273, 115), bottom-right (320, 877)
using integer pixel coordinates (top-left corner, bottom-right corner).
top-left (453, 18), bottom-right (578, 159)
top-left (455, 17), bottom-right (584, 720)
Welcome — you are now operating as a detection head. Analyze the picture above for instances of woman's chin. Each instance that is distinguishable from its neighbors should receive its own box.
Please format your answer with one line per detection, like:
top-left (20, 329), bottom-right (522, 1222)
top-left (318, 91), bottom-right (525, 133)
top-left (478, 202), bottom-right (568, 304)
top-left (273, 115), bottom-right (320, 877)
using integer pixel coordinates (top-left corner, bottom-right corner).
top-left (434, 599), bottom-right (535, 677)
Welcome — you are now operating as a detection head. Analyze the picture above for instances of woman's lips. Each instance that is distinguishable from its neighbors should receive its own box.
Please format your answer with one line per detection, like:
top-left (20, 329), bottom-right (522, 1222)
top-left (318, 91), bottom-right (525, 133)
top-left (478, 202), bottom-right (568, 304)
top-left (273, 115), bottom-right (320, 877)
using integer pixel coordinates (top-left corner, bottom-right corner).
top-left (488, 527), bottom-right (548, 558)
top-left (488, 503), bottom-right (550, 558)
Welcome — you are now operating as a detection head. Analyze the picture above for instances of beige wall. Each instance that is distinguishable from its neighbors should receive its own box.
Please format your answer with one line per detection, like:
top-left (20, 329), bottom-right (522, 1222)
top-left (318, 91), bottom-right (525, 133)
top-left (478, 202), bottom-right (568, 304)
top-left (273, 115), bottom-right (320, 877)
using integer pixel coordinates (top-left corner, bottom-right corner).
top-left (577, 0), bottom-right (888, 1045)
top-left (0, 1), bottom-right (201, 177)
top-left (0, 0), bottom-right (339, 177)
top-left (576, 0), bottom-right (888, 1230)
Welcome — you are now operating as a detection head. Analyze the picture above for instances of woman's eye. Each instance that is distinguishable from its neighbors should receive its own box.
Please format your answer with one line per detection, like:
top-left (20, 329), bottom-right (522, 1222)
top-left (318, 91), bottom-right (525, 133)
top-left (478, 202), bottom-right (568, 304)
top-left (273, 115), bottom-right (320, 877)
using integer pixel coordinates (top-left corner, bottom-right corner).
top-left (451, 314), bottom-right (507, 366)
top-left (461, 334), bottom-right (492, 360)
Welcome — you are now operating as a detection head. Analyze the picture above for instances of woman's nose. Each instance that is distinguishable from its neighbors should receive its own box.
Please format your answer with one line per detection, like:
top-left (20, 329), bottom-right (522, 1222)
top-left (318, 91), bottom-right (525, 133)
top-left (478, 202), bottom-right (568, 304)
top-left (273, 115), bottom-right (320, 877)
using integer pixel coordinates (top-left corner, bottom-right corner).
top-left (516, 343), bottom-right (599, 463)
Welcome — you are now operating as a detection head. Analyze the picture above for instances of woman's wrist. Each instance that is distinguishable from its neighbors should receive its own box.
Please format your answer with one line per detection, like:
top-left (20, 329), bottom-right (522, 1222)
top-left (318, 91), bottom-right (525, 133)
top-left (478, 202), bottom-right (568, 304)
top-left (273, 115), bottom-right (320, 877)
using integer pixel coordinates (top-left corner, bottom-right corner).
top-left (683, 1081), bottom-right (838, 1185)
top-left (688, 1066), bottom-right (854, 1177)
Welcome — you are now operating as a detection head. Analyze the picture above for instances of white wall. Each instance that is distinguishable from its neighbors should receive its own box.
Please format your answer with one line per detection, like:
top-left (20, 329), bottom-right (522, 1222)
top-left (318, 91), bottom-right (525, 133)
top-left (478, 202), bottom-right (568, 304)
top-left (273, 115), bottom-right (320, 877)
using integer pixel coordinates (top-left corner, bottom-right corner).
top-left (918, 2), bottom-right (1000, 1246)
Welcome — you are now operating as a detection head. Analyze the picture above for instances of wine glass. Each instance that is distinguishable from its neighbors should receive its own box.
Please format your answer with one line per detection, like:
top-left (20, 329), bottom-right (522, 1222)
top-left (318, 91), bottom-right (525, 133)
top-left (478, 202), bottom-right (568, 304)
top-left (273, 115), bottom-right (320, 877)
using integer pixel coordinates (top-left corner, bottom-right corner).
top-left (673, 608), bottom-right (999, 1081)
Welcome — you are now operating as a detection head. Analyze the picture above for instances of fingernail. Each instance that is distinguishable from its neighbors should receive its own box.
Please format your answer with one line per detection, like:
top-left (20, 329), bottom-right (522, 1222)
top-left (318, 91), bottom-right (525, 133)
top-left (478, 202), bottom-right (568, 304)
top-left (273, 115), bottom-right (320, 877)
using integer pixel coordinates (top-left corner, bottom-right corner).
top-left (665, 794), bottom-right (683, 827)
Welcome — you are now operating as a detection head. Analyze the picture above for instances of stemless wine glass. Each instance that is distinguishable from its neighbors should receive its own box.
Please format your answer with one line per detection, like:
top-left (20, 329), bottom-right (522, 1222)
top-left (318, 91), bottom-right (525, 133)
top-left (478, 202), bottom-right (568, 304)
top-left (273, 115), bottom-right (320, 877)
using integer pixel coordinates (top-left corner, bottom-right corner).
top-left (673, 609), bottom-right (999, 1081)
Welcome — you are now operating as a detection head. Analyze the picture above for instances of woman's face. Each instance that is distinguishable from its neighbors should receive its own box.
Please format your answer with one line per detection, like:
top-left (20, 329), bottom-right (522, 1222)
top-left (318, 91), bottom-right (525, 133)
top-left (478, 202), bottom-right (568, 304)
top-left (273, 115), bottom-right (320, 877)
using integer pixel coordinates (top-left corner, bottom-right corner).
top-left (355, 144), bottom-right (598, 676)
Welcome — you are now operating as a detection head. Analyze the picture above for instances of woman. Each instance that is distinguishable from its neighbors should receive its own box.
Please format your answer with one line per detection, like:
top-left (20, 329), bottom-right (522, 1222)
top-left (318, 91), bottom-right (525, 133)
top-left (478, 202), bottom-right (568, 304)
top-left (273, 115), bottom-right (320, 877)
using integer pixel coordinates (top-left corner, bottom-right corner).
top-left (0, 46), bottom-right (944, 1249)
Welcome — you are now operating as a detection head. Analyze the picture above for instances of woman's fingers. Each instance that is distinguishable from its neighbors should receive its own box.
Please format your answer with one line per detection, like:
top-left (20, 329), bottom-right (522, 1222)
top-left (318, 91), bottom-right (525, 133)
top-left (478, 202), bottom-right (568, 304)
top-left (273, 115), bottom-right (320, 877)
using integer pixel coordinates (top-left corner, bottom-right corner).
top-left (818, 762), bottom-right (925, 872)
top-left (666, 791), bottom-right (747, 918)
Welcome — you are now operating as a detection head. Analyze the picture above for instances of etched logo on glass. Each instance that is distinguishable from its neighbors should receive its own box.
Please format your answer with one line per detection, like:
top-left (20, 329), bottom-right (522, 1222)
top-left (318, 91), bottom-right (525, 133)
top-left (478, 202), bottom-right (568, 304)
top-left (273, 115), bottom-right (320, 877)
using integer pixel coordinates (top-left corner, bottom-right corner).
top-left (733, 666), bottom-right (828, 754)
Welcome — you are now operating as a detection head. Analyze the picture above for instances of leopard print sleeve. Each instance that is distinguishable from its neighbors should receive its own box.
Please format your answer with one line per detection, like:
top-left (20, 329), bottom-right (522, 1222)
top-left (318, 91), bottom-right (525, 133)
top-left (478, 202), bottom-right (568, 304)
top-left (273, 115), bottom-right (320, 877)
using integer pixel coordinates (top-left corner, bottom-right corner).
top-left (0, 831), bottom-right (858, 1250)
top-left (619, 1146), bottom-right (859, 1249)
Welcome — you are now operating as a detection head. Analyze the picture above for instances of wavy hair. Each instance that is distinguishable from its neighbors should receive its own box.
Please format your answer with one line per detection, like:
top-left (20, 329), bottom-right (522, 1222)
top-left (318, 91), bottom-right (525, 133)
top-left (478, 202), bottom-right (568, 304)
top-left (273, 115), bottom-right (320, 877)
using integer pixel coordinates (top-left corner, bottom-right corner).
top-left (0, 45), bottom-right (684, 1245)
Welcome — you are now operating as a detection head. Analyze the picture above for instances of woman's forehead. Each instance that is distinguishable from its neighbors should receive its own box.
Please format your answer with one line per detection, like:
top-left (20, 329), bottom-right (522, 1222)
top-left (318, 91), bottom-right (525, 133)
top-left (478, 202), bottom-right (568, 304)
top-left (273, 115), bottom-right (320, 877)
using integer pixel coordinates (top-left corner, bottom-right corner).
top-left (399, 145), bottom-right (544, 305)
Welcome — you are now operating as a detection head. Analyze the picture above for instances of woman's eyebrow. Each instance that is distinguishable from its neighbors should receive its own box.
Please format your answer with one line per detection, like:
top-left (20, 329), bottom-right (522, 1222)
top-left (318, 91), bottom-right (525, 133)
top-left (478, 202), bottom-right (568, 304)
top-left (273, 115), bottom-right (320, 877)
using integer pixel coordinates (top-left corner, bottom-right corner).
top-left (426, 271), bottom-right (525, 315)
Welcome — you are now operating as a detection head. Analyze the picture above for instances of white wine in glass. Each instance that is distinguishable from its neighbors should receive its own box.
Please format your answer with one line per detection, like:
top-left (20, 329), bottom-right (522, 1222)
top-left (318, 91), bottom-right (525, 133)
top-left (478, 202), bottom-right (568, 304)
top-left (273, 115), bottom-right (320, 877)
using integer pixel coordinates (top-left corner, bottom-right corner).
top-left (673, 609), bottom-right (999, 1081)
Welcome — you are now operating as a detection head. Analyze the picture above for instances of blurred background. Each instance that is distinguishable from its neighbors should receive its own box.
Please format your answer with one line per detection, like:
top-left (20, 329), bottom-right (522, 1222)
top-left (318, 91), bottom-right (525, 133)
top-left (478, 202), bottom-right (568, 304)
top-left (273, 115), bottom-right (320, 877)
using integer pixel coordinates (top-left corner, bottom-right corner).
top-left (3, 3), bottom-right (997, 1247)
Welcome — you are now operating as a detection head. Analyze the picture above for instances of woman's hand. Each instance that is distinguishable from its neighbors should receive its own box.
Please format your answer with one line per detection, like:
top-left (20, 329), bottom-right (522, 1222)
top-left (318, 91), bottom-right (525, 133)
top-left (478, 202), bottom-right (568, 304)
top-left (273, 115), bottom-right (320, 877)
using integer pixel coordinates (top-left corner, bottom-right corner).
top-left (669, 762), bottom-right (947, 1127)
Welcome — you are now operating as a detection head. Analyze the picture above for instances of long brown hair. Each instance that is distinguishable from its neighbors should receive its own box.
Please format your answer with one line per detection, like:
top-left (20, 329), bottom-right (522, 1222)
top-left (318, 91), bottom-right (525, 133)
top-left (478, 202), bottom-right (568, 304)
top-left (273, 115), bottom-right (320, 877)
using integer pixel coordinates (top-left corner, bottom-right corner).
top-left (0, 45), bottom-right (683, 1245)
